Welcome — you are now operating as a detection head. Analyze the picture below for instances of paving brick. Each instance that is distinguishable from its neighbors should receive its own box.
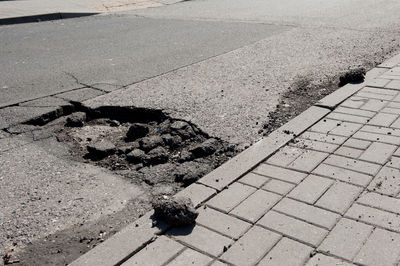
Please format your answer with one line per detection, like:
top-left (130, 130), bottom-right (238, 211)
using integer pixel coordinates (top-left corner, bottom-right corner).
top-left (210, 260), bottom-right (228, 266)
top-left (316, 83), bottom-right (363, 109)
top-left (310, 119), bottom-right (340, 133)
top-left (262, 179), bottom-right (295, 195)
top-left (380, 75), bottom-right (400, 80)
top-left (383, 67), bottom-right (400, 76)
top-left (167, 225), bottom-right (234, 257)
top-left (316, 181), bottom-right (362, 214)
top-left (357, 192), bottom-right (400, 215)
top-left (258, 238), bottom-right (312, 266)
top-left (387, 101), bottom-right (400, 109)
top-left (266, 146), bottom-right (304, 167)
top-left (220, 226), bottom-right (281, 266)
top-left (273, 198), bottom-right (340, 229)
top-left (357, 91), bottom-right (396, 101)
top-left (291, 138), bottom-right (339, 153)
top-left (381, 107), bottom-right (400, 115)
top-left (258, 211), bottom-right (328, 247)
top-left (122, 236), bottom-right (184, 266)
top-left (394, 147), bottom-right (400, 156)
top-left (334, 146), bottom-right (363, 159)
top-left (323, 155), bottom-right (381, 175)
top-left (326, 112), bottom-right (369, 124)
top-left (174, 183), bottom-right (216, 207)
top-left (354, 228), bottom-right (400, 266)
top-left (206, 183), bottom-right (256, 212)
top-left (335, 106), bottom-right (376, 118)
top-left (340, 97), bottom-right (366, 109)
top-left (287, 150), bottom-right (329, 172)
top-left (318, 218), bottom-right (373, 261)
top-left (343, 138), bottom-right (371, 149)
top-left (365, 78), bottom-right (391, 88)
top-left (368, 166), bottom-right (400, 196)
top-left (196, 207), bottom-right (251, 239)
top-left (387, 156), bottom-right (400, 168)
top-left (288, 175), bottom-right (333, 204)
top-left (305, 253), bottom-right (353, 266)
top-left (238, 172), bottom-right (270, 188)
top-left (167, 248), bottom-right (213, 266)
top-left (379, 54), bottom-right (400, 68)
top-left (300, 131), bottom-right (347, 145)
top-left (361, 86), bottom-right (398, 95)
top-left (230, 189), bottom-right (281, 222)
top-left (367, 112), bottom-right (398, 127)
top-left (361, 124), bottom-right (400, 137)
top-left (359, 142), bottom-right (396, 164)
top-left (253, 164), bottom-right (307, 184)
top-left (360, 98), bottom-right (388, 112)
top-left (386, 80), bottom-right (400, 90)
top-left (328, 122), bottom-right (363, 137)
top-left (345, 204), bottom-right (400, 232)
top-left (312, 163), bottom-right (373, 187)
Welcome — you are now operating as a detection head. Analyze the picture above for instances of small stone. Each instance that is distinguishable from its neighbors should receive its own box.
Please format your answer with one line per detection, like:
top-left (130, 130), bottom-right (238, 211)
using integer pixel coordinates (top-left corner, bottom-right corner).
top-left (162, 134), bottom-right (182, 148)
top-left (126, 149), bottom-right (146, 163)
top-left (87, 140), bottom-right (116, 158)
top-left (139, 135), bottom-right (164, 152)
top-left (190, 138), bottom-right (219, 158)
top-left (126, 123), bottom-right (149, 140)
top-left (152, 196), bottom-right (198, 226)
top-left (339, 68), bottom-right (366, 86)
top-left (143, 146), bottom-right (169, 166)
top-left (106, 119), bottom-right (120, 127)
top-left (178, 150), bottom-right (194, 163)
top-left (118, 143), bottom-right (139, 154)
top-left (170, 121), bottom-right (190, 130)
top-left (66, 112), bottom-right (87, 127)
top-left (171, 121), bottom-right (195, 140)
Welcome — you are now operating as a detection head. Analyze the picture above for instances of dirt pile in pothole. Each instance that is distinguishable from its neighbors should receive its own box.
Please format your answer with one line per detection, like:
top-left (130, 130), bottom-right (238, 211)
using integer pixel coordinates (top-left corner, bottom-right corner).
top-left (55, 106), bottom-right (236, 191)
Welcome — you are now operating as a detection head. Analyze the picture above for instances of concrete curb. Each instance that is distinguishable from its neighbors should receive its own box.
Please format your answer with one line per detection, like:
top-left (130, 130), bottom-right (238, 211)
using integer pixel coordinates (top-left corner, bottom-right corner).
top-left (0, 12), bottom-right (99, 25)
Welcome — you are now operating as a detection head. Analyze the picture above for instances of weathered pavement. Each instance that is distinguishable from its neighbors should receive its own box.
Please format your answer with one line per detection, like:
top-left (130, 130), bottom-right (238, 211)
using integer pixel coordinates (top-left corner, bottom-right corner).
top-left (72, 54), bottom-right (400, 266)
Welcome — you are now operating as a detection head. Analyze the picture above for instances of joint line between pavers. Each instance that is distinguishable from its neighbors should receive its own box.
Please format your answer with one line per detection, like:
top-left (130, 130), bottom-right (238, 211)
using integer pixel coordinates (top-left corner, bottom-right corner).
top-left (114, 236), bottom-right (159, 266)
top-left (195, 218), bottom-right (245, 241)
top-left (160, 246), bottom-right (187, 266)
top-left (313, 249), bottom-right (365, 266)
top-left (270, 209), bottom-right (334, 231)
top-left (350, 226), bottom-right (377, 262)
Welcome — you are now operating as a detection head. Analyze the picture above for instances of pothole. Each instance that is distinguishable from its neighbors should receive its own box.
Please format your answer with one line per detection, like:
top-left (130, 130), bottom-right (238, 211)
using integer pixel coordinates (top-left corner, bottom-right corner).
top-left (45, 105), bottom-right (237, 193)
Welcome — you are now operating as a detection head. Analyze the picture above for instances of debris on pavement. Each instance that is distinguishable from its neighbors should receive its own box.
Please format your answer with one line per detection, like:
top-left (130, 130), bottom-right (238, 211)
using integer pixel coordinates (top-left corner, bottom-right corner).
top-left (152, 196), bottom-right (198, 226)
top-left (339, 67), bottom-right (366, 86)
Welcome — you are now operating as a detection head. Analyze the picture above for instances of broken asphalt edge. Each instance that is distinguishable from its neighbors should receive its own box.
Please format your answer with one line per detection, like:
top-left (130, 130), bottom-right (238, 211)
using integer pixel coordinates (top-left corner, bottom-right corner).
top-left (68, 54), bottom-right (400, 266)
top-left (0, 12), bottom-right (99, 26)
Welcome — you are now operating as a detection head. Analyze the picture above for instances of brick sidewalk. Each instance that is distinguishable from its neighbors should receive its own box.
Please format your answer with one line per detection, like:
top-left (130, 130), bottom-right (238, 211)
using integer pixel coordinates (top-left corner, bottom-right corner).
top-left (71, 54), bottom-right (400, 266)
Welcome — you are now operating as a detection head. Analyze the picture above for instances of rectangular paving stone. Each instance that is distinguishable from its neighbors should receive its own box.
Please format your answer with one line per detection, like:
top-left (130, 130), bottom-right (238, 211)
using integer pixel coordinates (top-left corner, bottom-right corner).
top-left (266, 146), bottom-right (304, 167)
top-left (361, 86), bottom-right (398, 95)
top-left (310, 119), bottom-right (340, 133)
top-left (230, 189), bottom-right (281, 223)
top-left (167, 225), bottom-right (234, 257)
top-left (390, 116), bottom-right (400, 128)
top-left (334, 146), bottom-right (363, 159)
top-left (258, 238), bottom-right (312, 266)
top-left (343, 138), bottom-right (371, 149)
top-left (210, 261), bottom-right (228, 266)
top-left (305, 253), bottom-right (353, 266)
top-left (345, 204), bottom-right (400, 232)
top-left (220, 226), bottom-right (281, 266)
top-left (316, 83), bottom-right (363, 109)
top-left (386, 80), bottom-right (400, 90)
top-left (386, 156), bottom-right (400, 168)
top-left (335, 106), bottom-right (376, 118)
top-left (254, 164), bottom-right (307, 184)
top-left (328, 121), bottom-right (363, 137)
top-left (388, 101), bottom-right (400, 109)
top-left (288, 175), bottom-right (333, 204)
top-left (167, 248), bottom-right (213, 266)
top-left (379, 54), bottom-right (400, 68)
top-left (357, 192), bottom-right (400, 215)
top-left (381, 107), bottom-right (400, 114)
top-left (359, 142), bottom-right (397, 164)
top-left (367, 112), bottom-right (398, 127)
top-left (273, 198), bottom-right (340, 229)
top-left (290, 138), bottom-right (339, 153)
top-left (362, 124), bottom-right (400, 137)
top-left (196, 207), bottom-right (251, 239)
top-left (326, 112), bottom-right (369, 124)
top-left (312, 163), bottom-right (372, 187)
top-left (357, 91), bottom-right (396, 101)
top-left (122, 236), bottom-right (184, 266)
top-left (258, 211), bottom-right (328, 247)
top-left (287, 150), bottom-right (329, 172)
top-left (368, 166), bottom-right (400, 196)
top-left (316, 181), bottom-right (362, 214)
top-left (354, 130), bottom-right (400, 145)
top-left (262, 179), bottom-right (295, 195)
top-left (341, 97), bottom-right (366, 109)
top-left (238, 172), bottom-right (270, 188)
top-left (365, 78), bottom-right (391, 88)
top-left (299, 131), bottom-right (347, 145)
top-left (318, 218), bottom-right (373, 261)
top-left (354, 228), bottom-right (400, 266)
top-left (174, 183), bottom-right (216, 207)
top-left (360, 98), bottom-right (388, 112)
top-left (206, 182), bottom-right (256, 213)
top-left (324, 155), bottom-right (381, 175)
